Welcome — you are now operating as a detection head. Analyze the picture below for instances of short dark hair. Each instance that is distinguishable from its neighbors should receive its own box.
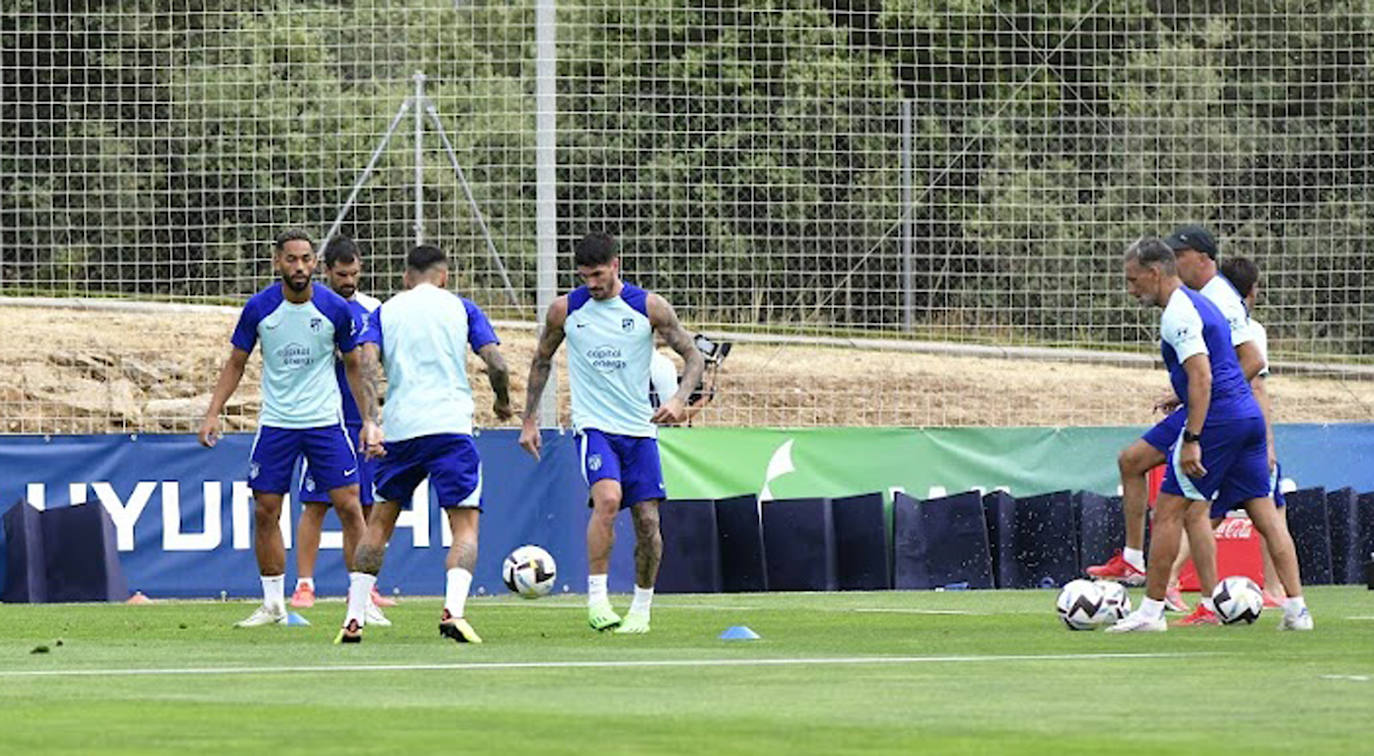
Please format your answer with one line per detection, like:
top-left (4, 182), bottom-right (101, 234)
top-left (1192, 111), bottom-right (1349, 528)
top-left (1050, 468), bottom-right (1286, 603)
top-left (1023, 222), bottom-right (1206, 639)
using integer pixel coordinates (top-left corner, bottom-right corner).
top-left (275, 228), bottom-right (314, 252)
top-left (323, 236), bottom-right (360, 268)
top-left (407, 245), bottom-right (447, 273)
top-left (1220, 256), bottom-right (1259, 298)
top-left (574, 232), bottom-right (618, 267)
top-left (1125, 236), bottom-right (1176, 273)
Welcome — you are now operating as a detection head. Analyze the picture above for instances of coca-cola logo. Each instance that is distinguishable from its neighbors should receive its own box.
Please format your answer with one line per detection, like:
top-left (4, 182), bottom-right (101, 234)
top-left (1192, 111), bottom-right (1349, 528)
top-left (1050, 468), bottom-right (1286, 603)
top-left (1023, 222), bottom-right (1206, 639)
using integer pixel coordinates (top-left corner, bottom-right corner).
top-left (1213, 518), bottom-right (1253, 540)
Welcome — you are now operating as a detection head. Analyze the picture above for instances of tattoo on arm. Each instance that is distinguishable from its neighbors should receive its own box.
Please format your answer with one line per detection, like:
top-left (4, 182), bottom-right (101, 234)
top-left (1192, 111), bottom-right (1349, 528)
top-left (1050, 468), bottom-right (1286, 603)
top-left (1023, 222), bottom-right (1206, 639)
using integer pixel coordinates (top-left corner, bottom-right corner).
top-left (522, 305), bottom-right (565, 421)
top-left (360, 344), bottom-right (382, 424)
top-left (653, 297), bottom-right (705, 405)
top-left (480, 344), bottom-right (511, 405)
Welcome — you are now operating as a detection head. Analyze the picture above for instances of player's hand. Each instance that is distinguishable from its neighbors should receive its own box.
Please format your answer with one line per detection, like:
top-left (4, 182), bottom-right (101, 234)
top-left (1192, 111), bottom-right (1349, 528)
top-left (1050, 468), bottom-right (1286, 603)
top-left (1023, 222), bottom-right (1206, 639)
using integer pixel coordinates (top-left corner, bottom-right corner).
top-left (493, 398), bottom-right (514, 422)
top-left (198, 416), bottom-right (221, 448)
top-left (651, 397), bottom-right (687, 425)
top-left (1180, 441), bottom-right (1207, 478)
top-left (519, 419), bottom-right (542, 460)
top-left (360, 420), bottom-right (386, 460)
top-left (1153, 392), bottom-right (1181, 414)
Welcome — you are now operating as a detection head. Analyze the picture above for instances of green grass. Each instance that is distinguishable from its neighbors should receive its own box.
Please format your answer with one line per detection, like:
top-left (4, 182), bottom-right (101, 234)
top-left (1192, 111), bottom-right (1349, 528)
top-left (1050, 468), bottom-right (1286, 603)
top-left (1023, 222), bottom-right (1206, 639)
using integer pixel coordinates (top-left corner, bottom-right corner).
top-left (1, 587), bottom-right (1371, 754)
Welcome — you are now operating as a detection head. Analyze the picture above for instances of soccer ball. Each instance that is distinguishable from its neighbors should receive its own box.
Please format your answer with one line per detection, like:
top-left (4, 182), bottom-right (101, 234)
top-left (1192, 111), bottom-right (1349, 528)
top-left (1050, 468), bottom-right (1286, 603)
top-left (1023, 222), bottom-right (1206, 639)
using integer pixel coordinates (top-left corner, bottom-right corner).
top-left (502, 545), bottom-right (557, 599)
top-left (1093, 580), bottom-right (1132, 624)
top-left (1056, 579), bottom-right (1104, 631)
top-left (1212, 576), bottom-right (1263, 625)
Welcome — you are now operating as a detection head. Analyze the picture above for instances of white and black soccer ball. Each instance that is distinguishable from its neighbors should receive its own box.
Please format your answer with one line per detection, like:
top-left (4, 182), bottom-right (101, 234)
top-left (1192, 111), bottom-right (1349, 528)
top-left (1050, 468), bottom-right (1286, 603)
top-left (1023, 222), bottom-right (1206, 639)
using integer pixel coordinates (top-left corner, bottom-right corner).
top-left (1093, 580), bottom-right (1132, 624)
top-left (1056, 579), bottom-right (1104, 631)
top-left (502, 545), bottom-right (557, 599)
top-left (1212, 576), bottom-right (1263, 625)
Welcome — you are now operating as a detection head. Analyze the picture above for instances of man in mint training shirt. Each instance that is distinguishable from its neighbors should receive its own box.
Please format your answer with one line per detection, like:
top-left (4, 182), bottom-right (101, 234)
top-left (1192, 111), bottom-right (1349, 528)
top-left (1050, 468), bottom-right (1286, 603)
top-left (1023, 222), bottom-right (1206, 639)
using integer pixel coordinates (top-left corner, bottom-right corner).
top-left (198, 228), bottom-right (381, 643)
top-left (519, 231), bottom-right (705, 634)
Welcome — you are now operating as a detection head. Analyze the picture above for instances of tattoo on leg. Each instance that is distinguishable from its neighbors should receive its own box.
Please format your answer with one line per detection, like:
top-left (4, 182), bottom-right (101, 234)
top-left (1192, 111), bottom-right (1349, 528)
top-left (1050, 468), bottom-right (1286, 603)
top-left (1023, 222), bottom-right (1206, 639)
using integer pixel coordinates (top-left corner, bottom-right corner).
top-left (452, 538), bottom-right (478, 572)
top-left (355, 543), bottom-right (386, 575)
top-left (632, 506), bottom-right (663, 588)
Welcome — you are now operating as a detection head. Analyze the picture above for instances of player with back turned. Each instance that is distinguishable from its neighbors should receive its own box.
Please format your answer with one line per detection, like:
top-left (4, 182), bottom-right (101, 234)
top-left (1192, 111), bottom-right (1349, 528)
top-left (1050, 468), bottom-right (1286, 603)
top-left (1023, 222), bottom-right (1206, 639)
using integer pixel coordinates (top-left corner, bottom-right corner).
top-left (348, 245), bottom-right (512, 644)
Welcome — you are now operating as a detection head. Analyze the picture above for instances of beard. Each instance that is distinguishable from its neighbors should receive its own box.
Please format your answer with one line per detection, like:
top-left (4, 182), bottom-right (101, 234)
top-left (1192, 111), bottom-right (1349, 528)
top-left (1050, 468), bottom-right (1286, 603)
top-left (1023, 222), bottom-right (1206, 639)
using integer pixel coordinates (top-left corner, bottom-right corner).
top-left (335, 284), bottom-right (356, 299)
top-left (283, 274), bottom-right (310, 293)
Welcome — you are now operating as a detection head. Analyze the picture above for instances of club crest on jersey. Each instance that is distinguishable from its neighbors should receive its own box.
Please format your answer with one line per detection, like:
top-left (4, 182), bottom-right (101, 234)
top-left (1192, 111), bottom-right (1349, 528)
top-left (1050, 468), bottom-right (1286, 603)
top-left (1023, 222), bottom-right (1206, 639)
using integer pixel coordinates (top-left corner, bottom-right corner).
top-left (249, 462), bottom-right (260, 480)
top-left (310, 317), bottom-right (323, 332)
top-left (587, 453), bottom-right (603, 472)
top-left (622, 318), bottom-right (634, 332)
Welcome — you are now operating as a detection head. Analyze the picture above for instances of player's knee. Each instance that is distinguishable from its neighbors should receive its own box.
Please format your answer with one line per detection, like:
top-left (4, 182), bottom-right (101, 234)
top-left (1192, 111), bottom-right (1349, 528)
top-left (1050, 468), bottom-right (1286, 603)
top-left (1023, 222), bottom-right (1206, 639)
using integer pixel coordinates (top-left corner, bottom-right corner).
top-left (1118, 446), bottom-right (1151, 475)
top-left (253, 501), bottom-right (282, 525)
top-left (632, 507), bottom-right (660, 540)
top-left (590, 495), bottom-right (620, 517)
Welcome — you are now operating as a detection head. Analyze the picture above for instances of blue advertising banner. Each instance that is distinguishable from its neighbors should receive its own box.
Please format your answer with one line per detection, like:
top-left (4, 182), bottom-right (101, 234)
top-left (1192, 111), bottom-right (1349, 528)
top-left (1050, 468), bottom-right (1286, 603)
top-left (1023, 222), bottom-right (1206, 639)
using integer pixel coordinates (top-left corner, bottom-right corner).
top-left (3, 423), bottom-right (1371, 599)
top-left (0, 431), bottom-right (641, 599)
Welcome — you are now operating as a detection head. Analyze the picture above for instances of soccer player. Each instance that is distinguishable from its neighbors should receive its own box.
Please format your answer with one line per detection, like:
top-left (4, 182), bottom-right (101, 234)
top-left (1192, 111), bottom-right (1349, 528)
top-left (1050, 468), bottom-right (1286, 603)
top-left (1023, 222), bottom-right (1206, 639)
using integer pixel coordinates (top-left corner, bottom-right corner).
top-left (198, 229), bottom-right (380, 641)
top-left (519, 231), bottom-right (705, 634)
top-left (288, 237), bottom-right (395, 622)
top-left (1087, 225), bottom-right (1267, 621)
top-left (349, 245), bottom-right (512, 644)
top-left (1167, 255), bottom-right (1291, 607)
top-left (1106, 238), bottom-right (1310, 633)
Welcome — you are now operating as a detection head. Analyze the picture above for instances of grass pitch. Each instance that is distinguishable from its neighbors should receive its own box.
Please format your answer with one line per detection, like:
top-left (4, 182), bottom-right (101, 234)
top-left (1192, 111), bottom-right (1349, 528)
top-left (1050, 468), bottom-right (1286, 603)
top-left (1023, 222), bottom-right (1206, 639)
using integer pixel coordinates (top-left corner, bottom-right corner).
top-left (2, 587), bottom-right (1371, 754)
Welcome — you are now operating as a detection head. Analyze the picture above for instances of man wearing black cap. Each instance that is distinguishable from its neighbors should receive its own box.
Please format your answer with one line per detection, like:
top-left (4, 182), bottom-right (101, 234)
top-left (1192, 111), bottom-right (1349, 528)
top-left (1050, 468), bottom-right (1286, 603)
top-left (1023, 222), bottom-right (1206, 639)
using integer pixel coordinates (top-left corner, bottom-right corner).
top-left (1088, 224), bottom-right (1274, 625)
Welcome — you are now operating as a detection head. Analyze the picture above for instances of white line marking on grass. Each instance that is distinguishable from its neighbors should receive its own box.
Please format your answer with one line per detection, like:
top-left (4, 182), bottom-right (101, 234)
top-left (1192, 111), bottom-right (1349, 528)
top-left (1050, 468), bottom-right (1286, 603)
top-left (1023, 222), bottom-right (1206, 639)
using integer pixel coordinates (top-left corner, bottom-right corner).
top-left (1, 652), bottom-right (1213, 679)
top-left (852, 608), bottom-right (981, 615)
top-left (1320, 675), bottom-right (1370, 682)
top-left (1345, 616), bottom-right (1374, 621)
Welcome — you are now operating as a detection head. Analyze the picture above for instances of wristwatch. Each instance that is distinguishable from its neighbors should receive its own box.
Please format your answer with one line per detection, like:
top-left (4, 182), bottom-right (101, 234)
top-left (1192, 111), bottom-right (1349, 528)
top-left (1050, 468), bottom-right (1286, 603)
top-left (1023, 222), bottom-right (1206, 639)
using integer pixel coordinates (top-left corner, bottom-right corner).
top-left (1182, 430), bottom-right (1202, 444)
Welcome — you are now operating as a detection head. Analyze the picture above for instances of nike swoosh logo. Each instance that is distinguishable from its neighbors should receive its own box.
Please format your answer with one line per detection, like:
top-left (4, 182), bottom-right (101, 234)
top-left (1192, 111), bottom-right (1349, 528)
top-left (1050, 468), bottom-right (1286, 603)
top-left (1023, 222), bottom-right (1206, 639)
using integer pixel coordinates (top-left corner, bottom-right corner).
top-left (264, 323), bottom-right (279, 330)
top-left (575, 323), bottom-right (587, 328)
top-left (343, 468), bottom-right (357, 476)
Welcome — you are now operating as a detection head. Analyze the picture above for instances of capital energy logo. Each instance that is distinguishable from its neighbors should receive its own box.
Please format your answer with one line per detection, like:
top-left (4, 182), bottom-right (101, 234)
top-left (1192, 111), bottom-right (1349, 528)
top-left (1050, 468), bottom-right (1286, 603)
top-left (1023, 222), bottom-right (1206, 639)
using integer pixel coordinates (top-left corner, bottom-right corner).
top-left (276, 342), bottom-right (313, 368)
top-left (587, 345), bottom-right (627, 373)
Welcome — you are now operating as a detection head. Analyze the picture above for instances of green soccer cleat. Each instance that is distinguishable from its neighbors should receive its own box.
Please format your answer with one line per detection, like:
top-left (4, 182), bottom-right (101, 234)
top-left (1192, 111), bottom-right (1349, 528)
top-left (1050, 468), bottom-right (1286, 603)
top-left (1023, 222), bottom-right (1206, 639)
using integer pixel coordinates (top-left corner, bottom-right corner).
top-left (439, 611), bottom-right (483, 644)
top-left (613, 611), bottom-right (650, 635)
top-left (334, 619), bottom-right (362, 645)
top-left (588, 602), bottom-right (622, 631)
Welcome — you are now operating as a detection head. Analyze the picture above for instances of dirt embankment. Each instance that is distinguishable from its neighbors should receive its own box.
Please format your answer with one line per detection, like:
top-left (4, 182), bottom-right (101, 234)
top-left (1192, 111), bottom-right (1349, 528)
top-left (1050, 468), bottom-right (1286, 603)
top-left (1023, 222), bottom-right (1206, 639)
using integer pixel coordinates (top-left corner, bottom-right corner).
top-left (3, 305), bottom-right (1371, 434)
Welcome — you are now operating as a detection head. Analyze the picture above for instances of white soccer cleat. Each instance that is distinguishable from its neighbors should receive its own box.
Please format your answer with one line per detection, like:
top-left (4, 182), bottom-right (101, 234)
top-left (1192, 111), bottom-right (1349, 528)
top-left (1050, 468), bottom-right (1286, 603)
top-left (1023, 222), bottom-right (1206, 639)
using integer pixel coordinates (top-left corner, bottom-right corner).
top-left (1278, 608), bottom-right (1314, 631)
top-left (234, 604), bottom-right (287, 628)
top-left (1105, 611), bottom-right (1167, 633)
top-left (365, 600), bottom-right (392, 627)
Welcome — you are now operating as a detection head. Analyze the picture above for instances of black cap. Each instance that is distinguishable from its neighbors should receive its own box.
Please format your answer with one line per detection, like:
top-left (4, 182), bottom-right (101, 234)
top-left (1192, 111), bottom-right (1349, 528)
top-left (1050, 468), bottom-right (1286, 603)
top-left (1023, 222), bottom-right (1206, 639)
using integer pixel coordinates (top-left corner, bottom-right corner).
top-left (1163, 224), bottom-right (1219, 260)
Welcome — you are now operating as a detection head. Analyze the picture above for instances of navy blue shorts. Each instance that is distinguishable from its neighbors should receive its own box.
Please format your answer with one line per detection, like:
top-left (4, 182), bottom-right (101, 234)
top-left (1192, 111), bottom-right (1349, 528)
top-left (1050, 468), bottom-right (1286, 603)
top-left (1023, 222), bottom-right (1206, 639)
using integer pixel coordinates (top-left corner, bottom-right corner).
top-left (1160, 415), bottom-right (1269, 505)
top-left (298, 424), bottom-right (374, 506)
top-left (578, 429), bottom-right (666, 508)
top-left (249, 424), bottom-right (359, 495)
top-left (1212, 462), bottom-right (1286, 519)
top-left (373, 433), bottom-right (482, 509)
top-left (1141, 407), bottom-right (1186, 455)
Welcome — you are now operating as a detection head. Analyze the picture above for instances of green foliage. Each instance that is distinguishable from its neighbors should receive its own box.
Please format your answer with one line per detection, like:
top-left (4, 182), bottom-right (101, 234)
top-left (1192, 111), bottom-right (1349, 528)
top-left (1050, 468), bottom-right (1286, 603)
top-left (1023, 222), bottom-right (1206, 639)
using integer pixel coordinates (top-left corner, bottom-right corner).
top-left (1, 1), bottom-right (1370, 354)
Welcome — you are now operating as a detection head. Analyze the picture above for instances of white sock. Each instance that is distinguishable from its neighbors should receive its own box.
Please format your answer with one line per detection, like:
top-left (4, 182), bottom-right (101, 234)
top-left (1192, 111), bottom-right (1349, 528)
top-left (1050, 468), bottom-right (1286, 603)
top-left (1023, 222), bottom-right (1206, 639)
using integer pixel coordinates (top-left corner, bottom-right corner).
top-left (1139, 597), bottom-right (1166, 620)
top-left (1122, 548), bottom-right (1145, 571)
top-left (347, 572), bottom-right (376, 627)
top-left (295, 576), bottom-right (314, 591)
top-left (588, 574), bottom-right (609, 607)
top-left (1283, 596), bottom-right (1307, 616)
top-left (445, 567), bottom-right (474, 618)
top-left (262, 575), bottom-right (285, 609)
top-left (629, 586), bottom-right (654, 615)
top-left (1201, 597), bottom-right (1216, 612)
